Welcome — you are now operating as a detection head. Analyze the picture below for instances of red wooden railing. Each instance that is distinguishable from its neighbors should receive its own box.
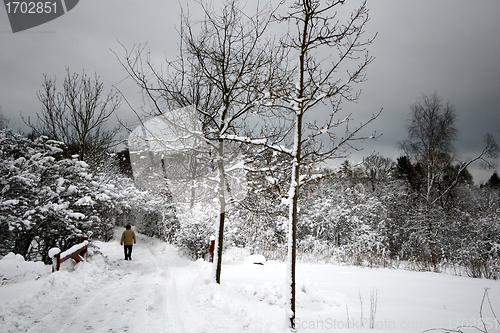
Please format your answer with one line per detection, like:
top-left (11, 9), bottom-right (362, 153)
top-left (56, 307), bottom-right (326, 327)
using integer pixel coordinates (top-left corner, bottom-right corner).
top-left (50, 236), bottom-right (88, 272)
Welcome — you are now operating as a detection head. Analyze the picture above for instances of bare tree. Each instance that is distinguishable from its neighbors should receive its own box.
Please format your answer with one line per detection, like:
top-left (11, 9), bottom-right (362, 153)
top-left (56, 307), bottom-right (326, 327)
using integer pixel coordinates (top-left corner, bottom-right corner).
top-left (265, 0), bottom-right (380, 328)
top-left (119, 1), bottom-right (379, 327)
top-left (116, 0), bottom-right (285, 284)
top-left (362, 155), bottom-right (396, 191)
top-left (400, 92), bottom-right (499, 268)
top-left (25, 69), bottom-right (121, 169)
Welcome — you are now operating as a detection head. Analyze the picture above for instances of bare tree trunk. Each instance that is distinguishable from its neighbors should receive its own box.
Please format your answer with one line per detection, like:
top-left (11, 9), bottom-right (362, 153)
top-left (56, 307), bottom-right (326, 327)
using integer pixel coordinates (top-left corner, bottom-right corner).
top-left (214, 138), bottom-right (226, 284)
top-left (286, 114), bottom-right (302, 328)
top-left (277, 1), bottom-right (377, 329)
top-left (426, 158), bottom-right (438, 270)
top-left (286, 175), bottom-right (298, 328)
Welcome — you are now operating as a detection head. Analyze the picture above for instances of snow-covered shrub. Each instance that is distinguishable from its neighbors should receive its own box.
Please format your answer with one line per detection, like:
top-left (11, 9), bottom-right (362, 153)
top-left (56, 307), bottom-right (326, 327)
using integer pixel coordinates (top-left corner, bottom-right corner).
top-left (119, 206), bottom-right (179, 242)
top-left (0, 130), bottom-right (117, 263)
top-left (455, 213), bottom-right (500, 279)
top-left (226, 206), bottom-right (287, 255)
top-left (296, 175), bottom-right (392, 267)
top-left (175, 221), bottom-right (213, 260)
top-left (174, 207), bottom-right (216, 260)
top-left (296, 236), bottom-right (332, 263)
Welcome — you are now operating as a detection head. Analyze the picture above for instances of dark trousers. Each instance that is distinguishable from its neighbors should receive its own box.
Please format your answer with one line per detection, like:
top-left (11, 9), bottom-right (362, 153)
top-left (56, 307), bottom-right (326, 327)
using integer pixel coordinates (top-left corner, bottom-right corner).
top-left (124, 245), bottom-right (133, 260)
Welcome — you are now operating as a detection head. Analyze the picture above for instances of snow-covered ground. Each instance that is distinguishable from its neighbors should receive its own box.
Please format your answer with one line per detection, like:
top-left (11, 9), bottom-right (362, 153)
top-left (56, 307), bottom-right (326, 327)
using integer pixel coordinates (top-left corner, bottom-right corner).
top-left (1, 229), bottom-right (500, 333)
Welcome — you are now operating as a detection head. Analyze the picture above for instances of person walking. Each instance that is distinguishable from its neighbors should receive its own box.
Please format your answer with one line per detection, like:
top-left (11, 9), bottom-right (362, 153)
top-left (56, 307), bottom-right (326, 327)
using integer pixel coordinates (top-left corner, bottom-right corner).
top-left (120, 224), bottom-right (136, 260)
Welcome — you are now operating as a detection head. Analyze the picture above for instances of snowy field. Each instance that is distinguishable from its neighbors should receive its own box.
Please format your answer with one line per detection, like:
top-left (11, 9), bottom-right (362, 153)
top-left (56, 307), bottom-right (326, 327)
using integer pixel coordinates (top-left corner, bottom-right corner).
top-left (1, 229), bottom-right (500, 333)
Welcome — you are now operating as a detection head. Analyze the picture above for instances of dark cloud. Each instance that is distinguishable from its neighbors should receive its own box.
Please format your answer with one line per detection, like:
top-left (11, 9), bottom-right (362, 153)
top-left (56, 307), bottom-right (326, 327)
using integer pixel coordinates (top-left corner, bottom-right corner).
top-left (1, 0), bottom-right (498, 182)
top-left (344, 0), bottom-right (500, 182)
top-left (0, 0), bottom-right (180, 128)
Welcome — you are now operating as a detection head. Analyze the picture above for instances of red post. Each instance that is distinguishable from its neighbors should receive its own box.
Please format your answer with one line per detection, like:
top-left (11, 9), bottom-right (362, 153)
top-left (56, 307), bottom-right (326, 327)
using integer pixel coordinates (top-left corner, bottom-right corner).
top-left (53, 252), bottom-right (61, 272)
top-left (209, 239), bottom-right (215, 263)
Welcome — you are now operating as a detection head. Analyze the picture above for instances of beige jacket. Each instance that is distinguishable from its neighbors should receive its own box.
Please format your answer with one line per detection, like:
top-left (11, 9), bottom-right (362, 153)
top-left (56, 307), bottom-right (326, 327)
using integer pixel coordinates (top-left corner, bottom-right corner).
top-left (120, 229), bottom-right (136, 246)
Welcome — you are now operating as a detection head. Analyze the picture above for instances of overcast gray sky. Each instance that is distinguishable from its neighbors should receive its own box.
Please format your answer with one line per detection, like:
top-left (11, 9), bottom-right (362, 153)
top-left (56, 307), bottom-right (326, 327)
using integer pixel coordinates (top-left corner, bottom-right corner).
top-left (1, 0), bottom-right (499, 183)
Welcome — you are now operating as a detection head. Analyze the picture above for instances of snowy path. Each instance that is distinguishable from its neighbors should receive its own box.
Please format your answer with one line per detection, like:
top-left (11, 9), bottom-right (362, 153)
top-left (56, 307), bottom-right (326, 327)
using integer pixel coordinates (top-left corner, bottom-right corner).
top-left (44, 236), bottom-right (173, 332)
top-left (3, 229), bottom-right (500, 333)
top-left (1, 230), bottom-right (218, 333)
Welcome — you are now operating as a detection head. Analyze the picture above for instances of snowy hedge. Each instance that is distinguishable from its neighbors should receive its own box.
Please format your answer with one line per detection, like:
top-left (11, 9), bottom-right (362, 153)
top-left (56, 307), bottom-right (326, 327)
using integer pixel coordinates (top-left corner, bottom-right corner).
top-left (0, 130), bottom-right (117, 263)
top-left (0, 129), bottom-right (182, 264)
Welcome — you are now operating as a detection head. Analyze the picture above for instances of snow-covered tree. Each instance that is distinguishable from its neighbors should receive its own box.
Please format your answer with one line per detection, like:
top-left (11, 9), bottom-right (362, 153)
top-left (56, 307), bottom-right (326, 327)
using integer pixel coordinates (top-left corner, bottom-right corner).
top-left (0, 130), bottom-right (116, 263)
top-left (271, 1), bottom-right (379, 327)
top-left (298, 166), bottom-right (390, 266)
top-left (25, 69), bottom-right (121, 170)
top-left (118, 0), bottom-right (283, 284)
top-left (226, 146), bottom-right (289, 256)
top-left (399, 92), bottom-right (498, 269)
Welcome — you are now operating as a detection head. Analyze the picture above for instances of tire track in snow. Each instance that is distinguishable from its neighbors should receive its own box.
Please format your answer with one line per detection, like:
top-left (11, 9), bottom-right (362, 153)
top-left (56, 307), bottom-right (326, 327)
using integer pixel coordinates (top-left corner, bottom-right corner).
top-left (141, 238), bottom-right (215, 333)
top-left (140, 238), bottom-right (175, 333)
top-left (164, 276), bottom-right (187, 333)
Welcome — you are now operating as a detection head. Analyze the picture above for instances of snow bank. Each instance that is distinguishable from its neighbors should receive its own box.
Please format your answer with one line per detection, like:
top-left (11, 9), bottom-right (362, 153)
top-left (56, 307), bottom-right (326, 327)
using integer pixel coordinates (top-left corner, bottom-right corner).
top-left (0, 253), bottom-right (49, 284)
top-left (0, 246), bottom-right (118, 332)
top-left (187, 260), bottom-right (288, 332)
top-left (2, 230), bottom-right (500, 333)
top-left (244, 254), bottom-right (266, 265)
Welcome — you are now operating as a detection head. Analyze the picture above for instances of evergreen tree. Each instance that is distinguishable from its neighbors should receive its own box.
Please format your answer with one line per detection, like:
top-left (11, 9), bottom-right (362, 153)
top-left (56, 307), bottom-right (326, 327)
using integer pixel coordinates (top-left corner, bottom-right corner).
top-left (486, 172), bottom-right (500, 189)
